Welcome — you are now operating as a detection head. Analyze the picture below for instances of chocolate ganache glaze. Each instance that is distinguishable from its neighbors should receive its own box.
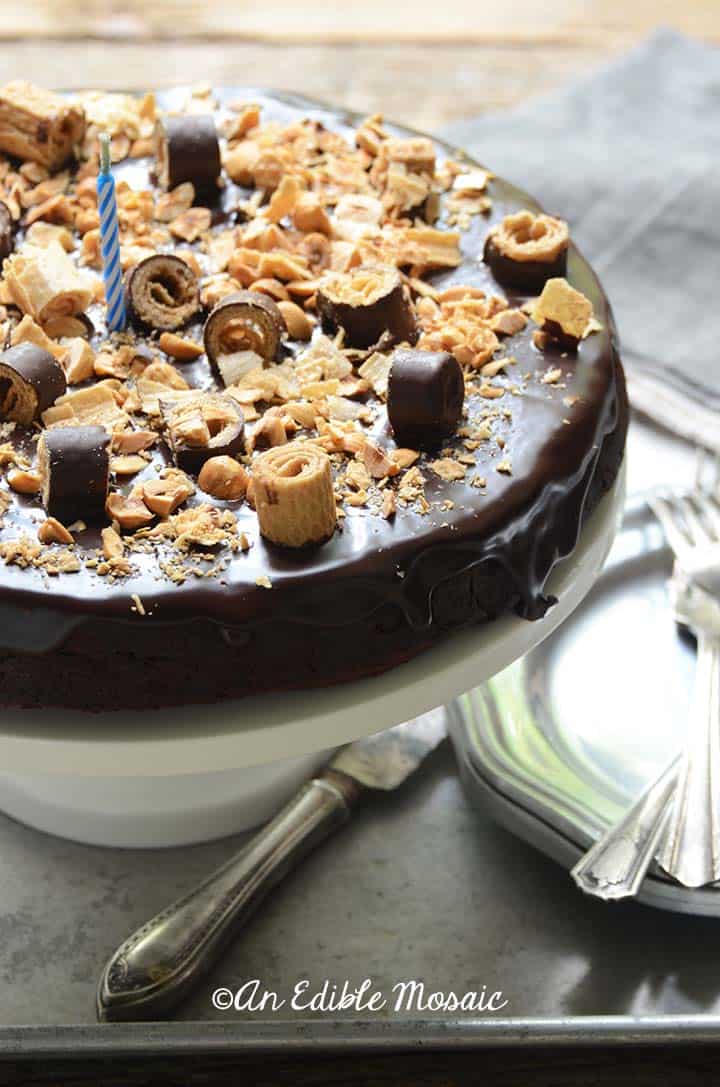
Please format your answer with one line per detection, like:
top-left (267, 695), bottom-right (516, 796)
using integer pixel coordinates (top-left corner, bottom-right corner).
top-left (0, 89), bottom-right (627, 710)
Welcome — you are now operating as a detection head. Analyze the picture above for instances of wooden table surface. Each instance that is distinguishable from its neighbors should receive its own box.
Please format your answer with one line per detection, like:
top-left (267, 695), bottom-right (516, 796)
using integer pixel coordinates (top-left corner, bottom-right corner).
top-left (2, 3), bottom-right (719, 1083)
top-left (2, 1), bottom-right (719, 131)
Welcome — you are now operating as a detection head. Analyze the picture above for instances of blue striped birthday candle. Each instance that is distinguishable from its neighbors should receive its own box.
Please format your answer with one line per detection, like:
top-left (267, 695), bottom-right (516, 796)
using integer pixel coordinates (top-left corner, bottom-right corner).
top-left (97, 133), bottom-right (127, 332)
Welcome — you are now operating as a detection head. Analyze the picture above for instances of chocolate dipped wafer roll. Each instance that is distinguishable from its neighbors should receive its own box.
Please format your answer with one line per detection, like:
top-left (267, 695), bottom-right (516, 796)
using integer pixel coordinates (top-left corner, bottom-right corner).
top-left (253, 441), bottom-right (336, 548)
top-left (483, 211), bottom-right (568, 292)
top-left (203, 291), bottom-right (285, 385)
top-left (155, 115), bottom-right (221, 195)
top-left (387, 348), bottom-right (464, 450)
top-left (38, 424), bottom-right (110, 523)
top-left (162, 392), bottom-right (245, 475)
top-left (0, 201), bottom-right (14, 263)
top-left (126, 253), bottom-right (200, 332)
top-left (317, 266), bottom-right (417, 350)
top-left (0, 343), bottom-right (66, 424)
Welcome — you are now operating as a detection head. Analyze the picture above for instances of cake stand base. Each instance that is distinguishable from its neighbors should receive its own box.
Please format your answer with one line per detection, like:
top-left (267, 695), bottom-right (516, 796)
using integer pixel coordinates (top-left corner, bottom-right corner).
top-left (0, 464), bottom-right (625, 848)
top-left (0, 749), bottom-right (332, 848)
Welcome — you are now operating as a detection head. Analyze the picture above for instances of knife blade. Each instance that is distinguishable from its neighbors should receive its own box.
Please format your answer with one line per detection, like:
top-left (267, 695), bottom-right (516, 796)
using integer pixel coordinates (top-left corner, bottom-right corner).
top-left (329, 708), bottom-right (446, 789)
top-left (97, 711), bottom-right (446, 1022)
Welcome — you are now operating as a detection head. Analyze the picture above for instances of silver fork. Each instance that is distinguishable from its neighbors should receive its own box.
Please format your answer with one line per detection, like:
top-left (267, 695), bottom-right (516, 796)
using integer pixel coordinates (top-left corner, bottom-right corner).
top-left (573, 457), bottom-right (720, 896)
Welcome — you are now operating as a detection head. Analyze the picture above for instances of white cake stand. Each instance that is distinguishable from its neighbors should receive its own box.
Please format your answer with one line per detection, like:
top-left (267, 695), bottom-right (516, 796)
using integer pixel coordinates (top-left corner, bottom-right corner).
top-left (0, 464), bottom-right (625, 847)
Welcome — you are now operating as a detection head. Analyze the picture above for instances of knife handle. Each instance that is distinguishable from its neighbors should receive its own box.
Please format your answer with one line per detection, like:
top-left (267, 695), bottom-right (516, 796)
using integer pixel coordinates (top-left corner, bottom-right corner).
top-left (97, 769), bottom-right (362, 1022)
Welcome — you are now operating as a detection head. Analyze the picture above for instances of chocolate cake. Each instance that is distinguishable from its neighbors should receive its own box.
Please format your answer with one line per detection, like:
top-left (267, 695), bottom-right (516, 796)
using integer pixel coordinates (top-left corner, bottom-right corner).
top-left (0, 84), bottom-right (627, 711)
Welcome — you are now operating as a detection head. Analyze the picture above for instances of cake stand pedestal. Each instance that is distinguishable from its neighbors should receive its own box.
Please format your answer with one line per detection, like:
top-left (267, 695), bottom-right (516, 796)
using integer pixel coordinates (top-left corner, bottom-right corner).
top-left (0, 465), bottom-right (625, 848)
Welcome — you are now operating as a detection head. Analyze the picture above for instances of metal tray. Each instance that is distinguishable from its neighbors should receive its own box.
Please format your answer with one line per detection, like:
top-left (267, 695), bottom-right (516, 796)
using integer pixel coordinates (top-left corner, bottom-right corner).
top-left (0, 85), bottom-right (716, 1057)
top-left (448, 495), bottom-right (718, 914)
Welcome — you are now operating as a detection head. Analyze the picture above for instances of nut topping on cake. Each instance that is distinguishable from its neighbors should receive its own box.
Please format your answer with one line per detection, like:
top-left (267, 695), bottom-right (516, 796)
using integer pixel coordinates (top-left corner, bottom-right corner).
top-left (198, 455), bottom-right (249, 501)
top-left (142, 468), bottom-right (194, 517)
top-left (0, 84), bottom-right (615, 611)
top-left (37, 517), bottom-right (73, 545)
top-left (532, 278), bottom-right (594, 347)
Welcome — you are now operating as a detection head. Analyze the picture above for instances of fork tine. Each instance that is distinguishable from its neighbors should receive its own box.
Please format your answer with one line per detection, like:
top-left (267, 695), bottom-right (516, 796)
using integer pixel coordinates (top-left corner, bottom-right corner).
top-left (712, 451), bottom-right (720, 490)
top-left (648, 494), bottom-right (692, 561)
top-left (681, 495), bottom-right (714, 546)
top-left (694, 447), bottom-right (706, 492)
top-left (696, 491), bottom-right (720, 541)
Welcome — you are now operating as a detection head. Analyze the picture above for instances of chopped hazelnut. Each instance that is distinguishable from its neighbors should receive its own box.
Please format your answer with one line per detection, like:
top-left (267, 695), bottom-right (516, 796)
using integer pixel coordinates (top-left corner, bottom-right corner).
top-left (101, 525), bottom-right (124, 560)
top-left (169, 206), bottom-right (212, 243)
top-left (362, 441), bottom-right (399, 480)
top-left (198, 456), bottom-right (249, 501)
top-left (291, 193), bottom-right (331, 235)
top-left (106, 493), bottom-right (155, 532)
top-left (7, 468), bottom-right (41, 494)
top-left (381, 490), bottom-right (397, 519)
top-left (112, 430), bottom-right (157, 454)
top-left (142, 469), bottom-right (194, 518)
top-left (391, 448), bottom-right (420, 470)
top-left (38, 517), bottom-right (73, 544)
top-left (265, 175), bottom-right (301, 223)
top-left (111, 454), bottom-right (147, 476)
top-left (154, 182), bottom-right (195, 223)
top-left (158, 332), bottom-right (204, 361)
top-left (277, 300), bottom-right (313, 341)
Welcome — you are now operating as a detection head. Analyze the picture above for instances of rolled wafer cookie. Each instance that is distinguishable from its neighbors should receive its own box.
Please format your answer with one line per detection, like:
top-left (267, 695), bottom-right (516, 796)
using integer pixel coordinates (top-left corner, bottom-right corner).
top-left (252, 441), bottom-right (336, 548)
top-left (317, 265), bottom-right (417, 350)
top-left (0, 201), bottom-right (14, 263)
top-left (38, 424), bottom-right (110, 524)
top-left (0, 343), bottom-right (66, 424)
top-left (155, 115), bottom-right (221, 194)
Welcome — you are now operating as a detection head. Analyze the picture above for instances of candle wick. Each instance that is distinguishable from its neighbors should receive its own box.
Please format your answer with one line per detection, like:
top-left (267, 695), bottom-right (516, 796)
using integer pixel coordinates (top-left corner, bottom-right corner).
top-left (99, 133), bottom-right (111, 175)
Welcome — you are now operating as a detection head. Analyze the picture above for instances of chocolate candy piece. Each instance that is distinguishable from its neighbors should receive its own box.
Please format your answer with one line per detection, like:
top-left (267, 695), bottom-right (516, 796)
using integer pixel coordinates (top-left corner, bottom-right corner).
top-left (155, 115), bottom-right (221, 195)
top-left (317, 266), bottom-right (417, 350)
top-left (484, 211), bottom-right (569, 293)
top-left (38, 424), bottom-right (110, 523)
top-left (387, 348), bottom-right (464, 450)
top-left (0, 200), bottom-right (14, 263)
top-left (203, 291), bottom-right (285, 385)
top-left (0, 343), bottom-right (66, 424)
top-left (126, 254), bottom-right (199, 332)
top-left (161, 392), bottom-right (245, 474)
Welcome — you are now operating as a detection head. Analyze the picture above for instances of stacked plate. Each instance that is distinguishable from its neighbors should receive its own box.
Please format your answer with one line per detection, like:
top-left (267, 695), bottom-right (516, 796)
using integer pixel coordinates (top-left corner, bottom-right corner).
top-left (448, 497), bottom-right (720, 916)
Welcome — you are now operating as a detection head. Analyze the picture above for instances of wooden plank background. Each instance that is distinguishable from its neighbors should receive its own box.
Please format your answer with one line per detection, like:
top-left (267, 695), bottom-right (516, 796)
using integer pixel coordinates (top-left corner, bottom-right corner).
top-left (0, 2), bottom-right (717, 129)
top-left (3, 0), bottom-right (720, 43)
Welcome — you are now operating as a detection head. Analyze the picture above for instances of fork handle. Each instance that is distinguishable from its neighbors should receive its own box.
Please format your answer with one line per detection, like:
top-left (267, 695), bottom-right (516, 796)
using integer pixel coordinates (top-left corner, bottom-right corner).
top-left (657, 633), bottom-right (720, 887)
top-left (571, 757), bottom-right (679, 900)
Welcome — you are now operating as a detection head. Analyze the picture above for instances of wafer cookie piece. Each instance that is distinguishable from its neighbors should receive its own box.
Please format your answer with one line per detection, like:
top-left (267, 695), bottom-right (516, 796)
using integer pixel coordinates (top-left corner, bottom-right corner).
top-left (0, 82), bottom-right (85, 170)
top-left (253, 441), bottom-right (336, 548)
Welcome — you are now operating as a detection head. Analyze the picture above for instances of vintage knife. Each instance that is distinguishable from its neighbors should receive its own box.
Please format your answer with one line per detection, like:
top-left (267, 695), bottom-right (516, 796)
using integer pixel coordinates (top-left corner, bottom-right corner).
top-left (97, 711), bottom-right (446, 1021)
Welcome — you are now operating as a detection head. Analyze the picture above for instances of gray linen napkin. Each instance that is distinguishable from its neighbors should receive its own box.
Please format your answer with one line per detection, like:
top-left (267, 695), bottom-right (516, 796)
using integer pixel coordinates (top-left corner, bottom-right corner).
top-left (441, 29), bottom-right (720, 449)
